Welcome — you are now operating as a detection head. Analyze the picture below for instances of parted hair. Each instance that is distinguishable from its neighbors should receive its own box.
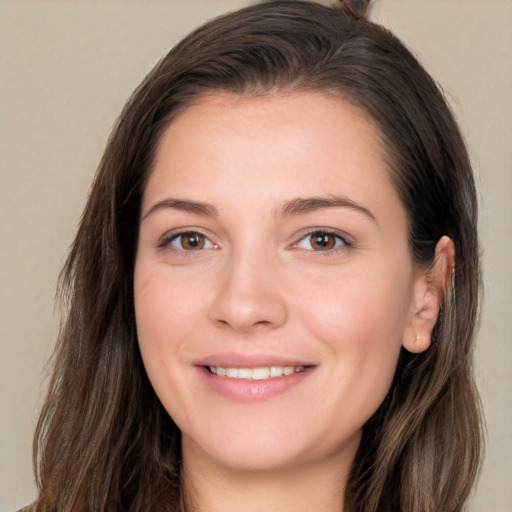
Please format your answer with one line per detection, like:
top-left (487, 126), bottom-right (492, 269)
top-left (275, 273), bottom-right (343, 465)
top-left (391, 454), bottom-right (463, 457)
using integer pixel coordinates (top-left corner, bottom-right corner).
top-left (30, 1), bottom-right (482, 511)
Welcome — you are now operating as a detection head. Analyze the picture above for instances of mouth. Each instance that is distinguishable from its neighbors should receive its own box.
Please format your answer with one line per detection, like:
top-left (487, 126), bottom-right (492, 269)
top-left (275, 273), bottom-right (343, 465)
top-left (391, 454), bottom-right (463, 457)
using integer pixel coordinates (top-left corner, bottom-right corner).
top-left (197, 359), bottom-right (315, 401)
top-left (206, 365), bottom-right (307, 380)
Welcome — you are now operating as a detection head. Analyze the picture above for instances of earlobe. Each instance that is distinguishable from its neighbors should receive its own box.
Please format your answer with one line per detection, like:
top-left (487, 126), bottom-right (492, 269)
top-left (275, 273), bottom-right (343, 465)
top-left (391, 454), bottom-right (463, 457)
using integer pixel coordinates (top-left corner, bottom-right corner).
top-left (403, 236), bottom-right (455, 354)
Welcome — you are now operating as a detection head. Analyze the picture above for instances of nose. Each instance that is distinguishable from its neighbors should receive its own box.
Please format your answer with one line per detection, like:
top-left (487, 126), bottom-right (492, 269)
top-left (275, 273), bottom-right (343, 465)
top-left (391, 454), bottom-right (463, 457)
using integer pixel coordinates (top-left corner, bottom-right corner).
top-left (208, 251), bottom-right (288, 332)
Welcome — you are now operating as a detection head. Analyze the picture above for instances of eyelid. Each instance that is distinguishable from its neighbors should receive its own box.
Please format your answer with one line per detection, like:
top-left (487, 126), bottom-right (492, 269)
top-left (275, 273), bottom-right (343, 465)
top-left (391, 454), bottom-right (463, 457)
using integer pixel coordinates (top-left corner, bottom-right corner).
top-left (158, 228), bottom-right (219, 251)
top-left (156, 226), bottom-right (352, 254)
top-left (292, 228), bottom-right (353, 252)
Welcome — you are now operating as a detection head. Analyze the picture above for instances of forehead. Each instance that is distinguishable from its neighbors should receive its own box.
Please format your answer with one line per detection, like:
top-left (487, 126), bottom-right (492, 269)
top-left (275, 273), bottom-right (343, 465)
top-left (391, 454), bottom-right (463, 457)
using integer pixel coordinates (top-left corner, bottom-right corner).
top-left (145, 91), bottom-right (402, 222)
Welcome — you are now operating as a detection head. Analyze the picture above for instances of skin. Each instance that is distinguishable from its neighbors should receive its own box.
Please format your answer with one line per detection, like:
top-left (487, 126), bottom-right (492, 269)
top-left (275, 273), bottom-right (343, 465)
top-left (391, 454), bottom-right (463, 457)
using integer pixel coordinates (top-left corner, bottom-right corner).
top-left (134, 91), bottom-right (452, 512)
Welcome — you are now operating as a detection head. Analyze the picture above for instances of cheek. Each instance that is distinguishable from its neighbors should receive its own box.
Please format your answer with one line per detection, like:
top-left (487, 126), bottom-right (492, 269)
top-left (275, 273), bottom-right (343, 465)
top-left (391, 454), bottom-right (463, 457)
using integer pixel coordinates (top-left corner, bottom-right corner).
top-left (297, 279), bottom-right (406, 439)
top-left (133, 267), bottom-right (206, 392)
top-left (294, 263), bottom-right (410, 394)
top-left (133, 265), bottom-right (219, 434)
top-left (299, 263), bottom-right (409, 337)
top-left (135, 265), bottom-right (206, 339)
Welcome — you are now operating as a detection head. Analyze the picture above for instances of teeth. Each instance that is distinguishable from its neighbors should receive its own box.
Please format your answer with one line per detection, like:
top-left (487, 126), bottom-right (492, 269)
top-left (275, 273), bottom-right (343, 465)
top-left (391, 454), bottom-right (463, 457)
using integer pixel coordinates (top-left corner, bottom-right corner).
top-left (208, 365), bottom-right (305, 380)
top-left (270, 366), bottom-right (283, 378)
top-left (252, 367), bottom-right (270, 380)
top-left (237, 368), bottom-right (253, 379)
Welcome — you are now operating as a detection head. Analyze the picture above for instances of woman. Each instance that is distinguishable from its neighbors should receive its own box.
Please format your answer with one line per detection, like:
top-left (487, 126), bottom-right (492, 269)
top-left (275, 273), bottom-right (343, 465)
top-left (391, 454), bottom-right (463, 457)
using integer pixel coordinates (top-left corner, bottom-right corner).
top-left (29, 1), bottom-right (483, 511)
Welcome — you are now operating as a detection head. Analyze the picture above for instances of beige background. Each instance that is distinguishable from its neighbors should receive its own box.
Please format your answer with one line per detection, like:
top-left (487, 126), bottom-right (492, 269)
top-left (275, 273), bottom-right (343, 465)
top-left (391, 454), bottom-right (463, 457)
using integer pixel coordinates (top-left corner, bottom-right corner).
top-left (1, 1), bottom-right (510, 510)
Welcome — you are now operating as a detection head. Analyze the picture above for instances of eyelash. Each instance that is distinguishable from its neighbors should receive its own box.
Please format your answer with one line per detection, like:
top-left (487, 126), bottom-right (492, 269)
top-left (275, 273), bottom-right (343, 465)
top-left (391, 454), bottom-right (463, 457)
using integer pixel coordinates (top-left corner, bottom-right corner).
top-left (293, 229), bottom-right (352, 256)
top-left (158, 228), bottom-right (352, 256)
top-left (158, 230), bottom-right (218, 253)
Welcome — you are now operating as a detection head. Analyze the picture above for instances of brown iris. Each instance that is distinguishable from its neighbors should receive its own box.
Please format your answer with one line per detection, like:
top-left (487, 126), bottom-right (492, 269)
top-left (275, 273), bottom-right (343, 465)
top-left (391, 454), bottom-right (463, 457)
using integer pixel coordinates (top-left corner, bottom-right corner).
top-left (310, 232), bottom-right (337, 251)
top-left (180, 233), bottom-right (206, 250)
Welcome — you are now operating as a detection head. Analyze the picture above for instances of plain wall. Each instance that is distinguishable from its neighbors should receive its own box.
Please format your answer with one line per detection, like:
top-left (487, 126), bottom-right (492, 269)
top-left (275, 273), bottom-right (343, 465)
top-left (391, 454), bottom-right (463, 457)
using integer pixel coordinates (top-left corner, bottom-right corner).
top-left (1, 1), bottom-right (511, 510)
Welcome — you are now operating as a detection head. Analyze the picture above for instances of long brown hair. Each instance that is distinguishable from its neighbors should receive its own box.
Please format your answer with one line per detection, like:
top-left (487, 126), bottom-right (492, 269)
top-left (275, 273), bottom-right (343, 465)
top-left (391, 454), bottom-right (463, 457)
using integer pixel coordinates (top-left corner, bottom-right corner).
top-left (31, 1), bottom-right (482, 511)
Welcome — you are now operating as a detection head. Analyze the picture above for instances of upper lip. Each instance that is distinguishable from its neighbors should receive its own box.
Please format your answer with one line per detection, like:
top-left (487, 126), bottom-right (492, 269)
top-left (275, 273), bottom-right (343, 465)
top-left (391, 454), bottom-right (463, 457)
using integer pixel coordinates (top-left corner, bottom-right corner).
top-left (194, 352), bottom-right (316, 369)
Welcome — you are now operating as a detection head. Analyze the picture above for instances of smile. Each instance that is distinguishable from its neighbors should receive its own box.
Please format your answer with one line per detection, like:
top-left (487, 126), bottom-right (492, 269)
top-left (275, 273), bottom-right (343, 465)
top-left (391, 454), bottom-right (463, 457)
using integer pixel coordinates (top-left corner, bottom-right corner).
top-left (208, 365), bottom-right (305, 380)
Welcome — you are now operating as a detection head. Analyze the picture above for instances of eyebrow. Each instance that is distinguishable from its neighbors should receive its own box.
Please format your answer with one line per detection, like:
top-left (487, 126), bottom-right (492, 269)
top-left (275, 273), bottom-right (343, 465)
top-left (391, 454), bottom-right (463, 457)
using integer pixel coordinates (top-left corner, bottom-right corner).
top-left (141, 195), bottom-right (376, 223)
top-left (280, 195), bottom-right (376, 222)
top-left (141, 199), bottom-right (218, 221)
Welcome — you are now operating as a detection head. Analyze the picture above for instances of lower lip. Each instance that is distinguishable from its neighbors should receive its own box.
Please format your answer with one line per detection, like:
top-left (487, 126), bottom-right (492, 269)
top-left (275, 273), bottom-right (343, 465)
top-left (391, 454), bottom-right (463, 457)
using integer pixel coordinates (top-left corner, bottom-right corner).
top-left (197, 366), bottom-right (314, 402)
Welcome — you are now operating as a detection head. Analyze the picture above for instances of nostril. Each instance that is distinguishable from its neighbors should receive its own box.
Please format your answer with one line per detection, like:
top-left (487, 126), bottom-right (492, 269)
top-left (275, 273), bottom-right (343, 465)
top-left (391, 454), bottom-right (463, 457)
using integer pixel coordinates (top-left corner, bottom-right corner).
top-left (208, 273), bottom-right (288, 331)
top-left (253, 320), bottom-right (272, 328)
top-left (215, 318), bottom-right (272, 330)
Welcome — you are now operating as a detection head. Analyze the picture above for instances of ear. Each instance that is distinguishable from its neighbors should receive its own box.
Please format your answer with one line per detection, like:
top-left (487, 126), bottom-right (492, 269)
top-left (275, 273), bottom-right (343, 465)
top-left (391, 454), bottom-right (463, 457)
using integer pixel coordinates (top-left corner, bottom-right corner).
top-left (403, 236), bottom-right (455, 354)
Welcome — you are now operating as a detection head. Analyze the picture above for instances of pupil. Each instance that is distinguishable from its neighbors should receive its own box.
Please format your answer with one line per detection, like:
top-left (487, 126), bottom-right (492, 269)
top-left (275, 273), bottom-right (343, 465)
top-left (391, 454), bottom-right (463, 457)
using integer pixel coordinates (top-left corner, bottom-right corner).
top-left (312, 233), bottom-right (334, 250)
top-left (183, 234), bottom-right (203, 250)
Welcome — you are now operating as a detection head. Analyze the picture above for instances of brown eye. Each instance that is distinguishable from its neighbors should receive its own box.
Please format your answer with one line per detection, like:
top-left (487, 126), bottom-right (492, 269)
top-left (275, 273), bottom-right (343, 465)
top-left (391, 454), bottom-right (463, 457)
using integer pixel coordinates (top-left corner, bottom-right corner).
top-left (181, 233), bottom-right (205, 250)
top-left (295, 230), bottom-right (348, 252)
top-left (310, 232), bottom-right (336, 251)
top-left (167, 231), bottom-right (216, 251)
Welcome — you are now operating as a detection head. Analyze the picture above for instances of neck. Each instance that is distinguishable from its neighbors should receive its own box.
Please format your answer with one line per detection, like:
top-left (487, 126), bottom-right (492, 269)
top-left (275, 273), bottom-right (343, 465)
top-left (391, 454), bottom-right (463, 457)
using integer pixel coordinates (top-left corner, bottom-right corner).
top-left (181, 440), bottom-right (357, 512)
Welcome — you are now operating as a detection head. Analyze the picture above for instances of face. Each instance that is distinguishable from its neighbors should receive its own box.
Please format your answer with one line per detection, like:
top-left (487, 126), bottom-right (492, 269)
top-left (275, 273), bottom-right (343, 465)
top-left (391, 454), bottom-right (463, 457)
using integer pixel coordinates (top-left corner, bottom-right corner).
top-left (134, 92), bottom-right (420, 475)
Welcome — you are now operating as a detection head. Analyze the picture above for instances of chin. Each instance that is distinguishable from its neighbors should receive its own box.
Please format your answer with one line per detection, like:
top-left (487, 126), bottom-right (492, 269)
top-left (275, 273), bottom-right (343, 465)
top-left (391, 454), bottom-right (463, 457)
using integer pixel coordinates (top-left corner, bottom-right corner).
top-left (180, 418), bottom-right (363, 476)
